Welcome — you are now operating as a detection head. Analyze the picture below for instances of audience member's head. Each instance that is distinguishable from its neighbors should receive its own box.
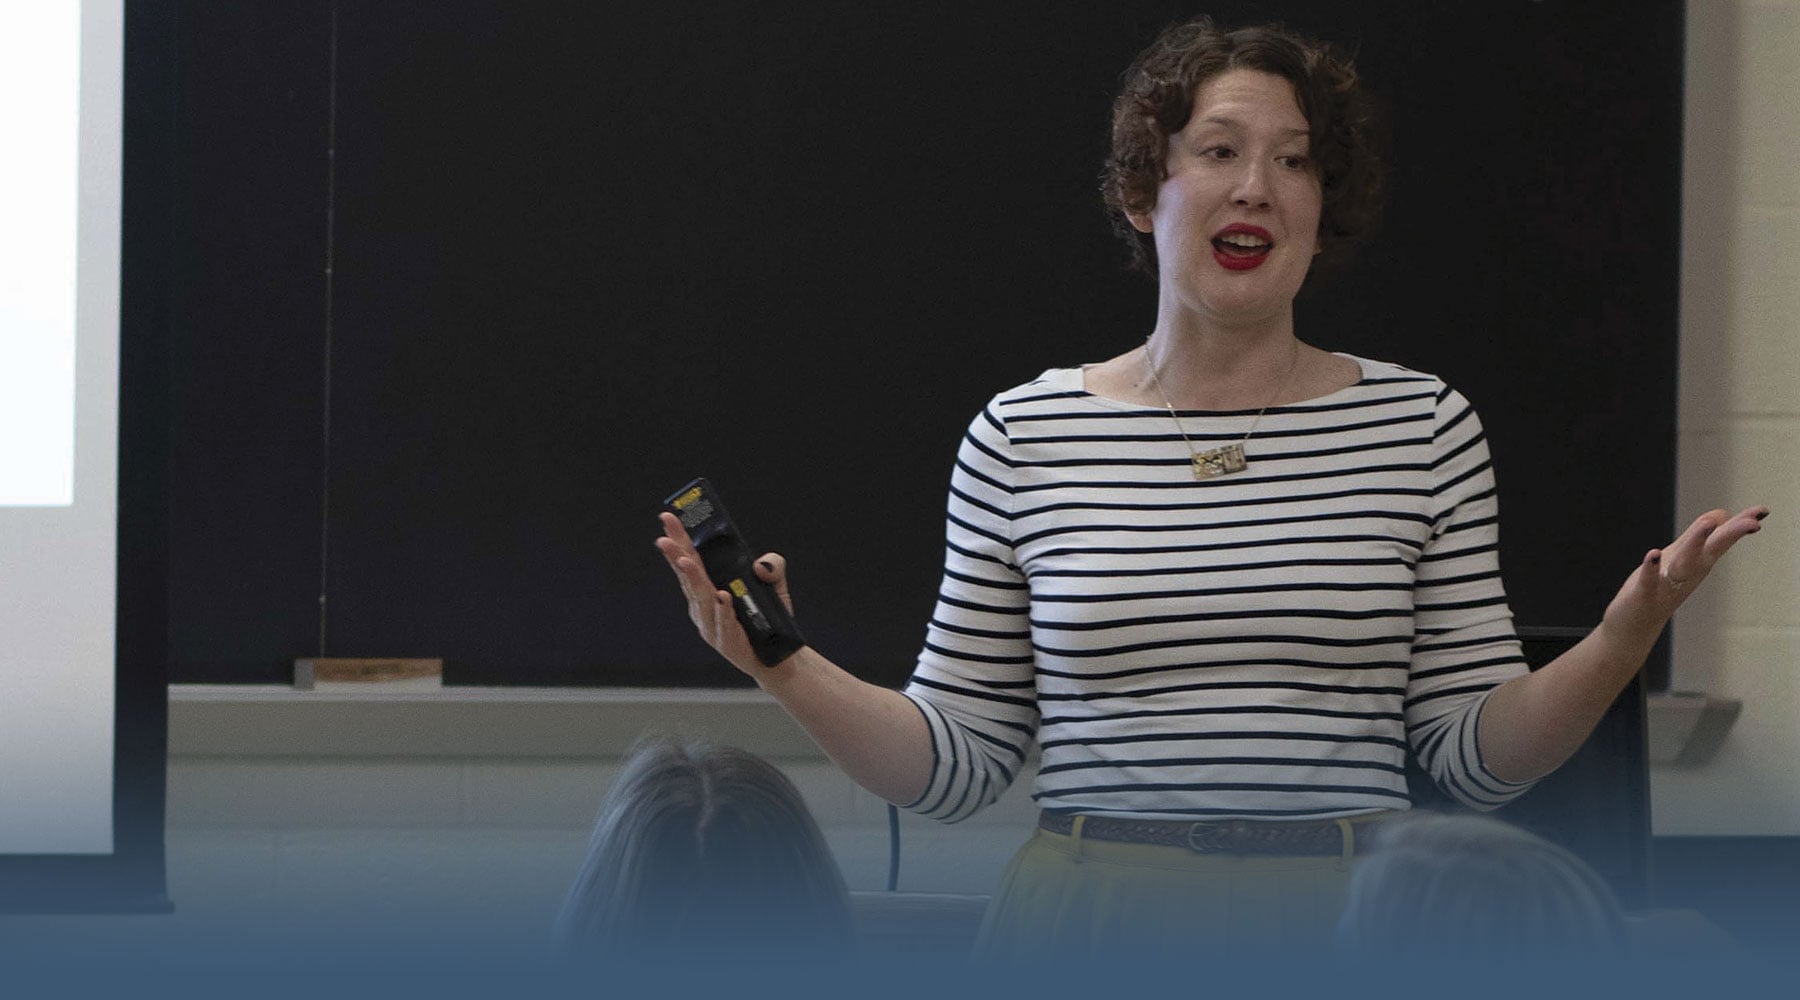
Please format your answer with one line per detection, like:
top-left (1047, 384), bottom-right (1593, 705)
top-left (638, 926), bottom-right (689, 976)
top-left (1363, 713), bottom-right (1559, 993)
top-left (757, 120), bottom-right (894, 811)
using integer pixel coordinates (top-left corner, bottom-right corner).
top-left (1336, 811), bottom-right (1631, 960)
top-left (555, 735), bottom-right (854, 960)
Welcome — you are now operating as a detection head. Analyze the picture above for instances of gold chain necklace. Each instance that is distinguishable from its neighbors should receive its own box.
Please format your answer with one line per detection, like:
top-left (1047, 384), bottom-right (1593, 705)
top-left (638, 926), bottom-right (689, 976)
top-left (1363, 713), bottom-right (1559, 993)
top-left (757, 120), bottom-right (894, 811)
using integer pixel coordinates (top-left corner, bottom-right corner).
top-left (1142, 335), bottom-right (1301, 480)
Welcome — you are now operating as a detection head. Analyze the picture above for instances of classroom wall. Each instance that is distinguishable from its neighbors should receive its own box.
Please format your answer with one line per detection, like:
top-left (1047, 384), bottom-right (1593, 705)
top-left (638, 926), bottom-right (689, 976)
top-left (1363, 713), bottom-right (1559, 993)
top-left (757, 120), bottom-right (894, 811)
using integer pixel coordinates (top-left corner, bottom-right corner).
top-left (1652, 0), bottom-right (1800, 836)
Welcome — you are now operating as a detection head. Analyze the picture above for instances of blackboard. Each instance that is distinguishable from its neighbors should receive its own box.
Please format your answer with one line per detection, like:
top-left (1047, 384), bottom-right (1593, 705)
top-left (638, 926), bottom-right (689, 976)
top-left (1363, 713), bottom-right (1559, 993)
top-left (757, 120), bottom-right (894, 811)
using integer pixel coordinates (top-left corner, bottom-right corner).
top-left (163, 1), bottom-right (1684, 686)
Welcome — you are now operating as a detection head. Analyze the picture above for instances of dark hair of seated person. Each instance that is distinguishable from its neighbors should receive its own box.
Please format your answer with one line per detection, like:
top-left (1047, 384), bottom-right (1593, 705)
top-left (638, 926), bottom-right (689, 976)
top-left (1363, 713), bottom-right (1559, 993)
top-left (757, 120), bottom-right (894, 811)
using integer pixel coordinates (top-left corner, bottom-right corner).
top-left (1335, 811), bottom-right (1632, 960)
top-left (555, 735), bottom-right (855, 960)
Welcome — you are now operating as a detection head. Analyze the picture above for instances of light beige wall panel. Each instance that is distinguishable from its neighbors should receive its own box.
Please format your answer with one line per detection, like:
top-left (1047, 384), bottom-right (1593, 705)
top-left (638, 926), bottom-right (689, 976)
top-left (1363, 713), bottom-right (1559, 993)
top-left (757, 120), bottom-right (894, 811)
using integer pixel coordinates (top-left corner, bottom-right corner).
top-left (1654, 628), bottom-right (1800, 835)
top-left (1654, 735), bottom-right (1800, 833)
top-left (1720, 208), bottom-right (1800, 415)
top-left (1690, 424), bottom-right (1800, 627)
top-left (1656, 629), bottom-right (1800, 834)
top-left (774, 760), bottom-right (863, 827)
top-left (1708, 627), bottom-right (1800, 716)
top-left (167, 758), bottom-right (467, 829)
top-left (460, 761), bottom-right (619, 828)
top-left (1734, 3), bottom-right (1800, 207)
top-left (271, 829), bottom-right (588, 940)
top-left (1656, 0), bottom-right (1800, 834)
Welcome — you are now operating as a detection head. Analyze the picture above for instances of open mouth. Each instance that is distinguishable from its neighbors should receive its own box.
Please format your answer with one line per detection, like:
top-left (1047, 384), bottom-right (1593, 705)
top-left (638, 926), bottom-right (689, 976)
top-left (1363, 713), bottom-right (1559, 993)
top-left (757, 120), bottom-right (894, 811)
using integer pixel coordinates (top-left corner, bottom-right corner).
top-left (1211, 225), bottom-right (1273, 271)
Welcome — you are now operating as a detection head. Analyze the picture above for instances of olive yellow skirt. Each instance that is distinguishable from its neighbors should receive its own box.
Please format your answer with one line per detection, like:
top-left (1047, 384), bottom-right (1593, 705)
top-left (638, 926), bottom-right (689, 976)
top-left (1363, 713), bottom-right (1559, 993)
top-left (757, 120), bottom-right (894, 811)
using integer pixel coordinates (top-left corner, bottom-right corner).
top-left (976, 816), bottom-right (1385, 960)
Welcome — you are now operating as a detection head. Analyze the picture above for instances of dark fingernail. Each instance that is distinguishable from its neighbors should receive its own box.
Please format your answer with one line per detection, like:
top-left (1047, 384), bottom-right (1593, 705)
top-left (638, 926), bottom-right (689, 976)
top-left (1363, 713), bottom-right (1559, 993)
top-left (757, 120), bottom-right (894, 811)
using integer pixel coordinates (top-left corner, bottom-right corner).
top-left (757, 559), bottom-right (774, 572)
top-left (1756, 510), bottom-right (1770, 521)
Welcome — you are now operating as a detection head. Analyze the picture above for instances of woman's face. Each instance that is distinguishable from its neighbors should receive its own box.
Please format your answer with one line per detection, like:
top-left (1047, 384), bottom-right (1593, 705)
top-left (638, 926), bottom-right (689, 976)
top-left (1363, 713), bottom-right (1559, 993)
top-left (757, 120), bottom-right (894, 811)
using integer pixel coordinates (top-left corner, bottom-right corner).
top-left (1130, 68), bottom-right (1323, 327)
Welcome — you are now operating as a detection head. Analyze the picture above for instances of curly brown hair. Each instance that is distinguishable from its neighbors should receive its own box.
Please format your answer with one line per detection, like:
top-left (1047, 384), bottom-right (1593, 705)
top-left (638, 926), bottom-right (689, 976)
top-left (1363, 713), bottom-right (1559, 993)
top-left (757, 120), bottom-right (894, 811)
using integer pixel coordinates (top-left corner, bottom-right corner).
top-left (1101, 17), bottom-right (1385, 279)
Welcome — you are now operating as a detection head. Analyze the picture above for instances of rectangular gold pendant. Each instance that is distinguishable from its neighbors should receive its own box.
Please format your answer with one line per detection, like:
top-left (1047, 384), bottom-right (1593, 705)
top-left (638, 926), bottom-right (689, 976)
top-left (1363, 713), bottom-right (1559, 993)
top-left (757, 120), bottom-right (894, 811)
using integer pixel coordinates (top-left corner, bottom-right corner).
top-left (1192, 444), bottom-right (1248, 479)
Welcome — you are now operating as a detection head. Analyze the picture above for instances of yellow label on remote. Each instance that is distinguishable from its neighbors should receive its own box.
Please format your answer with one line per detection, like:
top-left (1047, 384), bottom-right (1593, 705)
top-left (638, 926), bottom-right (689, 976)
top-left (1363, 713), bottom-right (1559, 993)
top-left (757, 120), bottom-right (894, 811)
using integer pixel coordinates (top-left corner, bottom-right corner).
top-left (671, 487), bottom-right (704, 510)
top-left (728, 579), bottom-right (748, 597)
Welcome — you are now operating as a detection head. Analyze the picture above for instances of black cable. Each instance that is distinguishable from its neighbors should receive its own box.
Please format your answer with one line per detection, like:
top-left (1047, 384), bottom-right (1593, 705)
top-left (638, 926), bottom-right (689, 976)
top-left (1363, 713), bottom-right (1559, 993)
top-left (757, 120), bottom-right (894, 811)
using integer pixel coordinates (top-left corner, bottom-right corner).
top-left (886, 802), bottom-right (900, 892)
top-left (314, 0), bottom-right (339, 658)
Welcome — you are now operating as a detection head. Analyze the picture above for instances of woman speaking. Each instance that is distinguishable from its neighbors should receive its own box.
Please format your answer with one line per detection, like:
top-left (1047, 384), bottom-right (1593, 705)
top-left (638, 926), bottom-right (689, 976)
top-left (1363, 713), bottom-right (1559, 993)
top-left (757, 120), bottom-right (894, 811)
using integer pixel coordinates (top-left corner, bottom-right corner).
top-left (656, 17), bottom-right (1765, 956)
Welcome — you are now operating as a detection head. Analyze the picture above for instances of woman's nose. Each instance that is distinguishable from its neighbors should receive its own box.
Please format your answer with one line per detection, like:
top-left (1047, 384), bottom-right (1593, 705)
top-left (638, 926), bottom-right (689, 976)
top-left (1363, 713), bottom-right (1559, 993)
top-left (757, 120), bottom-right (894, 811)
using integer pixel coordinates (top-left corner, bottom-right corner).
top-left (1231, 160), bottom-right (1273, 208)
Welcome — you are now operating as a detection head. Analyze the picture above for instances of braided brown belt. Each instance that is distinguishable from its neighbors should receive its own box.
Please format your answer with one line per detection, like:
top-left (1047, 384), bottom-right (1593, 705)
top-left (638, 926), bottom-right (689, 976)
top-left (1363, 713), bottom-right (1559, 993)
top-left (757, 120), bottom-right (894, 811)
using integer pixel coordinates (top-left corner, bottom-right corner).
top-left (1038, 810), bottom-right (1377, 856)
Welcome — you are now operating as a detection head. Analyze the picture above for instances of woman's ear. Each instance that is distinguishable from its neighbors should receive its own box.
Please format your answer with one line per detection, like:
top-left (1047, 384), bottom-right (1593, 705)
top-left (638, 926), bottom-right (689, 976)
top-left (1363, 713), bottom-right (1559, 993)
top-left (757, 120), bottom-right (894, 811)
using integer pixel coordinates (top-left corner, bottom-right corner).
top-left (1126, 204), bottom-right (1156, 234)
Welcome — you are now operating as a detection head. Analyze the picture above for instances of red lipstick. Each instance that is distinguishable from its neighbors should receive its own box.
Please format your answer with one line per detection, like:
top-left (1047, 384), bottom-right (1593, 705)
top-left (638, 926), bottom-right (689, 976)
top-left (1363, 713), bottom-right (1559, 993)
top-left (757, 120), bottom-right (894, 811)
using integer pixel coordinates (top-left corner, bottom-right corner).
top-left (1211, 223), bottom-right (1274, 272)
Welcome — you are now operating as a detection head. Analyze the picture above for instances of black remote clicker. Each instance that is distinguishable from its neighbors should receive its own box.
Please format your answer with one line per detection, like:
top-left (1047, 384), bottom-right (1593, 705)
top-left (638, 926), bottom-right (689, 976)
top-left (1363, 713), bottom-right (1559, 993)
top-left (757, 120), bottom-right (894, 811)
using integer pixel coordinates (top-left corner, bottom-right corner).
top-left (663, 478), bottom-right (807, 667)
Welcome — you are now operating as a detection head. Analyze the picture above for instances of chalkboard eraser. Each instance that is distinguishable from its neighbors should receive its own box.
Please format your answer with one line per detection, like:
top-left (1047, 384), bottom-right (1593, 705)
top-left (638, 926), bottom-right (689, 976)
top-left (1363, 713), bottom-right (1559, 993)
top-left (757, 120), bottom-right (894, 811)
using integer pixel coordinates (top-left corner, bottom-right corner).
top-left (294, 657), bottom-right (444, 691)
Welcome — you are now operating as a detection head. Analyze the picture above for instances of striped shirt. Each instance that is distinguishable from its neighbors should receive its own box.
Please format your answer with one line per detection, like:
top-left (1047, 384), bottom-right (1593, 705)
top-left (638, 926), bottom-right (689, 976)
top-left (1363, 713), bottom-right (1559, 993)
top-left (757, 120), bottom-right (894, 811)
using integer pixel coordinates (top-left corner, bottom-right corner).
top-left (899, 356), bottom-right (1537, 823)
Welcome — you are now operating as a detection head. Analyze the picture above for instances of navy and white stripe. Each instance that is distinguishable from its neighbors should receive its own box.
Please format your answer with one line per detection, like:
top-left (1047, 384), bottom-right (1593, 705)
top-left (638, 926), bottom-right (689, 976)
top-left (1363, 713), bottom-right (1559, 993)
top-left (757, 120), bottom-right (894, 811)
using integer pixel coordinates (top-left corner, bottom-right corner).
top-left (900, 356), bottom-right (1536, 823)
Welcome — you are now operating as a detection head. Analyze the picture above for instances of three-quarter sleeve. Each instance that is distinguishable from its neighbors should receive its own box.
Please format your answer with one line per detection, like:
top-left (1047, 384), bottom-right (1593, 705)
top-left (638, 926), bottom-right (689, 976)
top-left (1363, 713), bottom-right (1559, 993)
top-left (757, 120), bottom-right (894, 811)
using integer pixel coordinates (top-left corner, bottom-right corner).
top-left (899, 403), bottom-right (1040, 822)
top-left (1404, 384), bottom-right (1538, 810)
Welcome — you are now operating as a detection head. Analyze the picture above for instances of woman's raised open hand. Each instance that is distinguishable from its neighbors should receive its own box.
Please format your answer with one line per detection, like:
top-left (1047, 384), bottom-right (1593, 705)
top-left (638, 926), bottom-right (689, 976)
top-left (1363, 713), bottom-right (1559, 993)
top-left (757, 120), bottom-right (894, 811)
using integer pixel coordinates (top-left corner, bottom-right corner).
top-left (1602, 505), bottom-right (1769, 641)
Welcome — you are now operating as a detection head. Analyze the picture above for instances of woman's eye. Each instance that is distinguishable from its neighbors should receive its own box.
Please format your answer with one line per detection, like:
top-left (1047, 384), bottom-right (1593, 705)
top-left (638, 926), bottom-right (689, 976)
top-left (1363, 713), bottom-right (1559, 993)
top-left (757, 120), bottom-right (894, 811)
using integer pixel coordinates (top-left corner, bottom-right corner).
top-left (1278, 154), bottom-right (1312, 170)
top-left (1201, 146), bottom-right (1236, 160)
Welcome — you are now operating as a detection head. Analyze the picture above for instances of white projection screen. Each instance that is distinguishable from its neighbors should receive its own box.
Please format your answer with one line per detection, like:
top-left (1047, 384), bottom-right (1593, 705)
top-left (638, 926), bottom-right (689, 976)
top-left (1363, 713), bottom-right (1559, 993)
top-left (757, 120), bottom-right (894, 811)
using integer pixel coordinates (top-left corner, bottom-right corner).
top-left (0, 1), bottom-right (122, 860)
